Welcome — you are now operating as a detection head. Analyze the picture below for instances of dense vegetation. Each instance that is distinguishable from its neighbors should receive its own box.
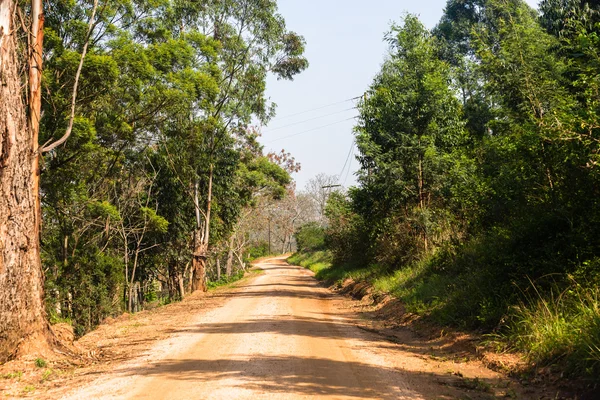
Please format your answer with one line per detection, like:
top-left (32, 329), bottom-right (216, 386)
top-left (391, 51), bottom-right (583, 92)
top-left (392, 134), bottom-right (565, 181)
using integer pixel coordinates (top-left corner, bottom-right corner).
top-left (33, 0), bottom-right (309, 336)
top-left (292, 0), bottom-right (600, 379)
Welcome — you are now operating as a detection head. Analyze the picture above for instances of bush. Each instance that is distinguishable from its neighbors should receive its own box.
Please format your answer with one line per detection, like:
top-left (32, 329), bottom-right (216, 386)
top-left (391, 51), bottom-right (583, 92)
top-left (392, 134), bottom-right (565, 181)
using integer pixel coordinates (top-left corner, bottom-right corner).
top-left (245, 242), bottom-right (270, 261)
top-left (295, 222), bottom-right (326, 252)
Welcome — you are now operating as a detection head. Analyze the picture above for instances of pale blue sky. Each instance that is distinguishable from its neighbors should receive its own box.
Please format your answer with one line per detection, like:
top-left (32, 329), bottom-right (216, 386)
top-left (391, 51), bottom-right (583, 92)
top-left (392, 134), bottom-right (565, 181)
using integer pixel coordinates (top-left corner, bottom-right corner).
top-left (260, 0), bottom-right (539, 190)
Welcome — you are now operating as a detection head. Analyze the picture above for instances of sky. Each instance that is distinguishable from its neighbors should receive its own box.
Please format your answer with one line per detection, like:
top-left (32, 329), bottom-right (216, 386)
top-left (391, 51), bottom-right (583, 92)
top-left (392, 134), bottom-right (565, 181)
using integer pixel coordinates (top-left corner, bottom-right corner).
top-left (259, 0), bottom-right (539, 190)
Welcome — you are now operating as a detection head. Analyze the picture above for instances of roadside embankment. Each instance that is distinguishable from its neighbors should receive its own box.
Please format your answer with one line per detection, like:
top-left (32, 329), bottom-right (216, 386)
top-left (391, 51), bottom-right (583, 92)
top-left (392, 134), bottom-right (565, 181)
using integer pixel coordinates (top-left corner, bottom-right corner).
top-left (288, 250), bottom-right (600, 398)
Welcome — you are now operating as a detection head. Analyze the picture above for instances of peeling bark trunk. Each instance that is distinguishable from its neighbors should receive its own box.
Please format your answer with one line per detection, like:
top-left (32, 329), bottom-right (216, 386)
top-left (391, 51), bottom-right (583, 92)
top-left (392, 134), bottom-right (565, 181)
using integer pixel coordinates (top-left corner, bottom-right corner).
top-left (191, 243), bottom-right (207, 292)
top-left (226, 236), bottom-right (234, 277)
top-left (177, 274), bottom-right (185, 300)
top-left (234, 251), bottom-right (245, 271)
top-left (0, 0), bottom-right (52, 361)
top-left (128, 248), bottom-right (140, 312)
top-left (191, 165), bottom-right (213, 293)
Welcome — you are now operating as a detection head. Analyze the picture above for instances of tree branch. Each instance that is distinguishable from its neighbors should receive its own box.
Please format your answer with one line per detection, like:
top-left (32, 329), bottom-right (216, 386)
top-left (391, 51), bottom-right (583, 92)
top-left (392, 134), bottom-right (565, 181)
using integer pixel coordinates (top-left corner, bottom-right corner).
top-left (41, 0), bottom-right (99, 153)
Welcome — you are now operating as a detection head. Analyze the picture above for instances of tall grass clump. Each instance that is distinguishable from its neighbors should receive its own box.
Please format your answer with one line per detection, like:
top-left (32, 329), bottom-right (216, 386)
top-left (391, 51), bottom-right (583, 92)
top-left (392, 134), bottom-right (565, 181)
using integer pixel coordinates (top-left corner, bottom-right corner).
top-left (505, 279), bottom-right (600, 378)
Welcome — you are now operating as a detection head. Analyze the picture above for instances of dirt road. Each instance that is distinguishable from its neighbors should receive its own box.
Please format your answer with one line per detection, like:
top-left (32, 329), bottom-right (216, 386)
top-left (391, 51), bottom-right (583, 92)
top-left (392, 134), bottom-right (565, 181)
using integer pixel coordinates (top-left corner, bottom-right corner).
top-left (58, 257), bottom-right (509, 399)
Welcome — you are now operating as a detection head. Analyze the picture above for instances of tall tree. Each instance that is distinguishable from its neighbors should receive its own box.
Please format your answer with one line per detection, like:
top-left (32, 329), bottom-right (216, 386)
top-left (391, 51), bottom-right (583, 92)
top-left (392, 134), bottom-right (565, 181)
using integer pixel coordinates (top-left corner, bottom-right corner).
top-left (355, 14), bottom-right (464, 254)
top-left (0, 0), bottom-right (50, 360)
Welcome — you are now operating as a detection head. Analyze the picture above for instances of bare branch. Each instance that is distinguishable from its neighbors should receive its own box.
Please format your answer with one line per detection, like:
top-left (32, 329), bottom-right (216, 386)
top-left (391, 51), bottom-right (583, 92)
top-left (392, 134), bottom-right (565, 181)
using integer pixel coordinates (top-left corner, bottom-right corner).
top-left (41, 0), bottom-right (99, 153)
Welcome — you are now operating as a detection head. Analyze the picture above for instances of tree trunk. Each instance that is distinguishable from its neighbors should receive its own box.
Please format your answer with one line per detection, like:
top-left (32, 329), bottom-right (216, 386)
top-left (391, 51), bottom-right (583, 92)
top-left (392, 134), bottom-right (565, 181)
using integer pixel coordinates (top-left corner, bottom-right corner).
top-left (417, 142), bottom-right (428, 252)
top-left (191, 243), bottom-right (208, 292)
top-left (177, 274), bottom-right (185, 300)
top-left (191, 165), bottom-right (213, 293)
top-left (226, 236), bottom-right (234, 277)
top-left (128, 248), bottom-right (140, 312)
top-left (234, 251), bottom-right (246, 271)
top-left (0, 0), bottom-right (52, 361)
top-left (216, 258), bottom-right (221, 281)
top-left (168, 260), bottom-right (178, 300)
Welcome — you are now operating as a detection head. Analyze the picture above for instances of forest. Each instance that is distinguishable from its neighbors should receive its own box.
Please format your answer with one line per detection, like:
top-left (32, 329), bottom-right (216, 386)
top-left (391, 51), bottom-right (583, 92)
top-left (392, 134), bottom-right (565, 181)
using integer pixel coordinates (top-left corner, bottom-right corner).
top-left (291, 0), bottom-right (600, 381)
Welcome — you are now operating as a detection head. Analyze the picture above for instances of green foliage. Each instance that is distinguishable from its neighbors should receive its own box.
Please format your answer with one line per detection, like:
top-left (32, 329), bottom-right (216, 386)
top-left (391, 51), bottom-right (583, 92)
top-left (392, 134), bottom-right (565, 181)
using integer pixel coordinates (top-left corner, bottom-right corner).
top-left (140, 207), bottom-right (169, 234)
top-left (245, 242), bottom-right (271, 261)
top-left (39, 0), bottom-right (305, 336)
top-left (206, 270), bottom-right (246, 289)
top-left (294, 223), bottom-right (326, 252)
top-left (34, 359), bottom-right (47, 368)
top-left (317, 1), bottom-right (600, 380)
top-left (288, 251), bottom-right (334, 279)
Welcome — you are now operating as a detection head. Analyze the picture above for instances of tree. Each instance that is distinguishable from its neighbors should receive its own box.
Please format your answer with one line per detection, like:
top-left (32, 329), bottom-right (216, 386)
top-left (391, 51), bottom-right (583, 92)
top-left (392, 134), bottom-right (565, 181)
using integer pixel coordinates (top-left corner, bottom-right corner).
top-left (158, 0), bottom-right (308, 292)
top-left (355, 14), bottom-right (464, 254)
top-left (0, 0), bottom-right (51, 361)
top-left (305, 173), bottom-right (339, 225)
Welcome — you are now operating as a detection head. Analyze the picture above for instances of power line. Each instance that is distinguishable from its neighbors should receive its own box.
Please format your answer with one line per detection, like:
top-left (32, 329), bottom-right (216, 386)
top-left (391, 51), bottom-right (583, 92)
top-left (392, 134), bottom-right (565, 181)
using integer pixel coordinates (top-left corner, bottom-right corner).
top-left (265, 116), bottom-right (358, 144)
top-left (263, 107), bottom-right (356, 133)
top-left (269, 96), bottom-right (361, 122)
top-left (343, 145), bottom-right (355, 186)
top-left (339, 139), bottom-right (355, 183)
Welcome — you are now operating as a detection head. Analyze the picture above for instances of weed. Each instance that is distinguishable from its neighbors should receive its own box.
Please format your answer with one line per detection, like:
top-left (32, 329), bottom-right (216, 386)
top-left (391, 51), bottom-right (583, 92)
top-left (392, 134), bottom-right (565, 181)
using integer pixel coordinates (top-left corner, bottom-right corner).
top-left (22, 385), bottom-right (35, 393)
top-left (41, 369), bottom-right (53, 382)
top-left (34, 358), bottom-right (47, 368)
top-left (502, 278), bottom-right (600, 377)
top-left (207, 270), bottom-right (246, 290)
top-left (1, 371), bottom-right (23, 379)
top-left (454, 377), bottom-right (492, 393)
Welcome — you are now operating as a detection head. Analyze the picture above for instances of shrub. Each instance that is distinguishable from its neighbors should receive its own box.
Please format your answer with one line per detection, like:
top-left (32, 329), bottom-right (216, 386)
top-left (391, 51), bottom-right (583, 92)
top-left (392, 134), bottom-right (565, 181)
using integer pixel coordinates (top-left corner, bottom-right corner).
top-left (295, 222), bottom-right (326, 252)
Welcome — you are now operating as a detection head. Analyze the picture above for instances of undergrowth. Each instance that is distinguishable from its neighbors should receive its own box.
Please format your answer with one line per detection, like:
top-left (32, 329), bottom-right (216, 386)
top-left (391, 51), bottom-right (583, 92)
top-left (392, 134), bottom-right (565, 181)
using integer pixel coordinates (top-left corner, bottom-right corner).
top-left (498, 279), bottom-right (600, 377)
top-left (207, 270), bottom-right (246, 289)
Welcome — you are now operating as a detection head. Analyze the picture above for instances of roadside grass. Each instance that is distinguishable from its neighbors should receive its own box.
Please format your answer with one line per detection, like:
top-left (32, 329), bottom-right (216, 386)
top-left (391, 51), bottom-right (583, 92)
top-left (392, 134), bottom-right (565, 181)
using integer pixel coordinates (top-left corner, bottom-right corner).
top-left (495, 280), bottom-right (600, 377)
top-left (288, 251), bottom-right (377, 283)
top-left (288, 249), bottom-right (600, 381)
top-left (207, 270), bottom-right (247, 290)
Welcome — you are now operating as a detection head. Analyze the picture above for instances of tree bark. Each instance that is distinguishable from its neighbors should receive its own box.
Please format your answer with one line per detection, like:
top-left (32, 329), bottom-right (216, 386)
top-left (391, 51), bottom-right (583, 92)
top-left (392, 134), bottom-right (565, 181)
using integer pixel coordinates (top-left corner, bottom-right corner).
top-left (226, 236), bottom-right (234, 277)
top-left (191, 165), bottom-right (213, 292)
top-left (0, 0), bottom-right (52, 361)
top-left (234, 251), bottom-right (245, 271)
top-left (191, 245), bottom-right (208, 292)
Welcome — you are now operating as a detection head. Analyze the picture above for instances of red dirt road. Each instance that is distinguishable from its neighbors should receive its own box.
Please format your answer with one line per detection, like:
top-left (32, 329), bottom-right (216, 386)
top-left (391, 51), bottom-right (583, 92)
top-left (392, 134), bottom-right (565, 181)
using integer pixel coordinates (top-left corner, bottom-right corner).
top-left (58, 257), bottom-right (510, 399)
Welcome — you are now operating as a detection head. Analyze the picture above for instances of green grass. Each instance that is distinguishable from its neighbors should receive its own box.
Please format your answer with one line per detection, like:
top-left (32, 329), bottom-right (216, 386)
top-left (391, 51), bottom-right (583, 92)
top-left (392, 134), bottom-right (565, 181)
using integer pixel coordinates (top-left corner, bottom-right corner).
top-left (1, 371), bottom-right (23, 380)
top-left (288, 251), bottom-right (380, 283)
top-left (207, 270), bottom-right (246, 290)
top-left (499, 279), bottom-right (600, 377)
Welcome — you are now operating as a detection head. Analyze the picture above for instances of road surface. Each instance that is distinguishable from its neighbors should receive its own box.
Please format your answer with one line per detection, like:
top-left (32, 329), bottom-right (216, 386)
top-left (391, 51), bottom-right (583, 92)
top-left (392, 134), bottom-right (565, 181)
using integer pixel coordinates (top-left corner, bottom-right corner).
top-left (61, 257), bottom-right (443, 399)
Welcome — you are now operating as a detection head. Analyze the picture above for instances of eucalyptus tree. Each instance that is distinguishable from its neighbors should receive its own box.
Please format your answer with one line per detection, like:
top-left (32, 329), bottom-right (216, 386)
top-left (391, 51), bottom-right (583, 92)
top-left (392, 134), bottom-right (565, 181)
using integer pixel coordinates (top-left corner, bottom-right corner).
top-left (159, 0), bottom-right (308, 292)
top-left (0, 0), bottom-right (101, 360)
top-left (41, 0), bottom-right (217, 333)
top-left (0, 0), bottom-right (51, 361)
top-left (355, 14), bottom-right (464, 254)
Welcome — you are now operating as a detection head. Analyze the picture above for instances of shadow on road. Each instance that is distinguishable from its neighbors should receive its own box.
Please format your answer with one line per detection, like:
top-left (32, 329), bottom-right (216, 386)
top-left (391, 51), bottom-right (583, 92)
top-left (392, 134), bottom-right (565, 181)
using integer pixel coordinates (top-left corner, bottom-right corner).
top-left (118, 356), bottom-right (419, 399)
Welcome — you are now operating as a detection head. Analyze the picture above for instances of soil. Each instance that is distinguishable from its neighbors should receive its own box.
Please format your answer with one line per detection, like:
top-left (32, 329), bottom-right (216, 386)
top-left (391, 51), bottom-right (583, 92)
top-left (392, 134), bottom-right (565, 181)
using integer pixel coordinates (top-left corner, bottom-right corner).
top-left (0, 256), bottom-right (585, 399)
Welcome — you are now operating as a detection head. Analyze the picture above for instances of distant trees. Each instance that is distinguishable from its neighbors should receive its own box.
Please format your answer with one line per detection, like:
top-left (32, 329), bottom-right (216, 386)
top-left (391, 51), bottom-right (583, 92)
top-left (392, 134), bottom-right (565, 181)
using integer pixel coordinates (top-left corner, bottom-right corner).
top-left (305, 173), bottom-right (339, 224)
